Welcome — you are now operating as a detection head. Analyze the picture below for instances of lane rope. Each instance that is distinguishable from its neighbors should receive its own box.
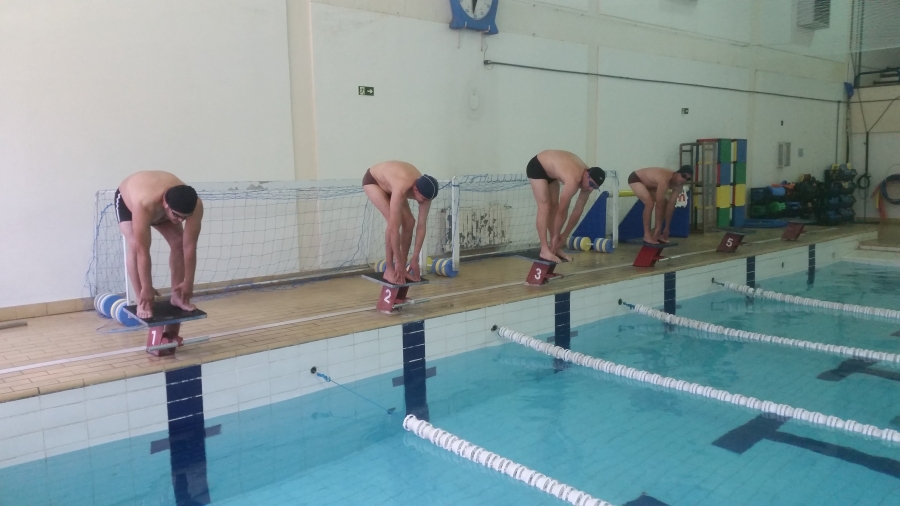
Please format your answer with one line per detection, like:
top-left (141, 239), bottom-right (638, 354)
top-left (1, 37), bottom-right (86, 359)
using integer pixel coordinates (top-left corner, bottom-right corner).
top-left (492, 324), bottom-right (900, 445)
top-left (714, 279), bottom-right (900, 320)
top-left (622, 300), bottom-right (900, 365)
top-left (403, 415), bottom-right (612, 506)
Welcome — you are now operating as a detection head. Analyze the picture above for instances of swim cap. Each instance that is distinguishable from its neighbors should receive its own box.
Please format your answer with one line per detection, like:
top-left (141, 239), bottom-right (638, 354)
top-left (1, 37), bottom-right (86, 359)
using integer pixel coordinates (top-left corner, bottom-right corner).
top-left (164, 185), bottom-right (198, 215)
top-left (415, 174), bottom-right (439, 200)
top-left (588, 167), bottom-right (606, 187)
top-left (677, 165), bottom-right (694, 179)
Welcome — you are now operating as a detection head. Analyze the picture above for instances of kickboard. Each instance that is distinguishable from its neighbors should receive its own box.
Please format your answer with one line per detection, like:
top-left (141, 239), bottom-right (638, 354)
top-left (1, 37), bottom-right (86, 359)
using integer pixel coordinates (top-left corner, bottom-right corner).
top-left (712, 227), bottom-right (757, 235)
top-left (124, 302), bottom-right (207, 326)
top-left (624, 239), bottom-right (678, 249)
top-left (362, 272), bottom-right (430, 288)
top-left (515, 249), bottom-right (569, 264)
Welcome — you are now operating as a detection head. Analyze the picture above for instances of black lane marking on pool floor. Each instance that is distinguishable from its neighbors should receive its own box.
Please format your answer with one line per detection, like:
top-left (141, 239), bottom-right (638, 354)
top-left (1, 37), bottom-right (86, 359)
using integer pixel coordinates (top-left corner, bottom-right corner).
top-left (714, 414), bottom-right (900, 479)
top-left (392, 366), bottom-right (436, 387)
top-left (624, 493), bottom-right (669, 505)
top-left (817, 358), bottom-right (900, 383)
top-left (155, 365), bottom-right (214, 506)
top-left (746, 256), bottom-right (756, 289)
top-left (807, 244), bottom-right (816, 286)
top-left (664, 272), bottom-right (676, 315)
top-left (553, 292), bottom-right (571, 372)
top-left (403, 320), bottom-right (430, 421)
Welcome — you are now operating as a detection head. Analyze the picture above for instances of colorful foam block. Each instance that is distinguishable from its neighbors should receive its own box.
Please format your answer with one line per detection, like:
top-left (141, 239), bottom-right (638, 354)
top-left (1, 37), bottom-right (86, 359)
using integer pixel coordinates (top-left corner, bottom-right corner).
top-left (717, 185), bottom-right (733, 208)
top-left (717, 207), bottom-right (731, 227)
top-left (733, 184), bottom-right (747, 206)
top-left (719, 162), bottom-right (733, 185)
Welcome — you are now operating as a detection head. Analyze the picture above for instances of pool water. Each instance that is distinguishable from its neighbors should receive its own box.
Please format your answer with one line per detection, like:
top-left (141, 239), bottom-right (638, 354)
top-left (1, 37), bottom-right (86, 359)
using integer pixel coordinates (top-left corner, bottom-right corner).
top-left (3, 262), bottom-right (900, 505)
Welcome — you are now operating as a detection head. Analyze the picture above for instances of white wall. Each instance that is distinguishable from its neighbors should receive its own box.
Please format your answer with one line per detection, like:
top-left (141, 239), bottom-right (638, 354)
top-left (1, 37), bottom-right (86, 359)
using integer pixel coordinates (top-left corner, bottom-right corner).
top-left (756, 0), bottom-right (853, 62)
top-left (310, 3), bottom-right (588, 179)
top-left (1, 0), bottom-right (854, 308)
top-left (848, 85), bottom-right (900, 220)
top-left (0, 0), bottom-right (295, 306)
top-left (596, 47), bottom-right (750, 172)
top-left (600, 0), bottom-right (753, 44)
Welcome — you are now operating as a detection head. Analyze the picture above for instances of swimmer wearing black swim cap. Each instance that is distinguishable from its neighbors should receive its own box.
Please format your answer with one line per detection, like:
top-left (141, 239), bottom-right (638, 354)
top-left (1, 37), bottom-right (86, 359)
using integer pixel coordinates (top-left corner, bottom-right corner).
top-left (362, 161), bottom-right (438, 285)
top-left (526, 150), bottom-right (606, 263)
top-left (626, 166), bottom-right (692, 245)
top-left (116, 171), bottom-right (204, 320)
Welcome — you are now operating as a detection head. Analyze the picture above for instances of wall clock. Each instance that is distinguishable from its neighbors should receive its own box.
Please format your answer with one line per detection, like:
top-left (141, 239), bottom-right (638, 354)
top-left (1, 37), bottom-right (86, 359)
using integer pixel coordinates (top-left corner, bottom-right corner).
top-left (450, 0), bottom-right (499, 35)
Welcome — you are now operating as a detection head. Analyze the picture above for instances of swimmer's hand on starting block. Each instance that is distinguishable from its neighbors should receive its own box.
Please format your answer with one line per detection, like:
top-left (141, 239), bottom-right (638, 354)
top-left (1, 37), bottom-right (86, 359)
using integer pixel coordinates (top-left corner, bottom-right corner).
top-left (625, 238), bottom-right (677, 249)
top-left (405, 262), bottom-right (422, 283)
top-left (362, 272), bottom-right (429, 288)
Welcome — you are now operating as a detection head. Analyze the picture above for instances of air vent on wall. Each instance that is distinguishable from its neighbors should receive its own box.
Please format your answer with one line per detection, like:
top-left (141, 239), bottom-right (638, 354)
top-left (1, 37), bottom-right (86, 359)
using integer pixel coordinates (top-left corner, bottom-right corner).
top-left (778, 142), bottom-right (792, 169)
top-left (798, 0), bottom-right (830, 29)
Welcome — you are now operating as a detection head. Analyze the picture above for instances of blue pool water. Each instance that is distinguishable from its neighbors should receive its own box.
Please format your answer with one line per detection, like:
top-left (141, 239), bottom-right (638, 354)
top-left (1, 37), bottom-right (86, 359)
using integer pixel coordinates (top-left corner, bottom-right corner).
top-left (3, 261), bottom-right (900, 505)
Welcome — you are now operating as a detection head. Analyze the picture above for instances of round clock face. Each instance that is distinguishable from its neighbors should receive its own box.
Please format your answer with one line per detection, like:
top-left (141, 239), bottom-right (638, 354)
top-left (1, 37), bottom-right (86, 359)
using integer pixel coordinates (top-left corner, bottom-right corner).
top-left (460, 0), bottom-right (494, 21)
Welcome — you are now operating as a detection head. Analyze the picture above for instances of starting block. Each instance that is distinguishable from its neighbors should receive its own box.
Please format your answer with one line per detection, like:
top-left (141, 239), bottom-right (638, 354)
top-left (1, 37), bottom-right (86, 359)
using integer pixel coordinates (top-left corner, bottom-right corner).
top-left (627, 239), bottom-right (678, 267)
top-left (125, 302), bottom-right (208, 357)
top-left (713, 227), bottom-right (756, 253)
top-left (782, 220), bottom-right (813, 241)
top-left (362, 273), bottom-right (429, 314)
top-left (516, 250), bottom-right (565, 286)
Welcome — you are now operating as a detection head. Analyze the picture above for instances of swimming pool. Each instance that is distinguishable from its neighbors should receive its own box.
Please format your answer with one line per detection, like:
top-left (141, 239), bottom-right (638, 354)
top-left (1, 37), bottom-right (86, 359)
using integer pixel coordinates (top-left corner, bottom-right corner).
top-left (3, 258), bottom-right (900, 505)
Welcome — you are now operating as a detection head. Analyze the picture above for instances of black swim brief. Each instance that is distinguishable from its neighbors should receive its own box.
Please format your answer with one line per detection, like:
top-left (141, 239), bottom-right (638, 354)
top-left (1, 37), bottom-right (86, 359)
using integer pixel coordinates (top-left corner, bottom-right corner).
top-left (526, 156), bottom-right (556, 183)
top-left (114, 190), bottom-right (132, 223)
top-left (362, 168), bottom-right (377, 187)
top-left (627, 172), bottom-right (641, 185)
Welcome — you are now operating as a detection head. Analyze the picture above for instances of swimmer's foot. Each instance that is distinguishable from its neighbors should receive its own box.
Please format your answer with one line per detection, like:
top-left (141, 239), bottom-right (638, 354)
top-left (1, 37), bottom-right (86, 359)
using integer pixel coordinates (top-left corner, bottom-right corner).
top-left (539, 248), bottom-right (562, 264)
top-left (555, 250), bottom-right (573, 262)
top-left (170, 292), bottom-right (196, 312)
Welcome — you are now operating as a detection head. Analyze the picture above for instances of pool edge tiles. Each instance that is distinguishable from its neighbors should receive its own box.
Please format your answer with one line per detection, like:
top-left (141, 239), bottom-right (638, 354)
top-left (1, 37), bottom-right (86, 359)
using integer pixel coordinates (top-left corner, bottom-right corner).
top-left (0, 233), bottom-right (876, 470)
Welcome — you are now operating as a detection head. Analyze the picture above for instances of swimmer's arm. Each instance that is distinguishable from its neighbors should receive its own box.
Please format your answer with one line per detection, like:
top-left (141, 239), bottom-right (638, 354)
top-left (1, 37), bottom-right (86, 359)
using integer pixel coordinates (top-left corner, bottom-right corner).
top-left (131, 212), bottom-right (154, 295)
top-left (182, 200), bottom-right (203, 290)
top-left (663, 185), bottom-right (682, 232)
top-left (654, 182), bottom-right (668, 229)
top-left (560, 189), bottom-right (591, 240)
top-left (553, 185), bottom-right (578, 241)
top-left (412, 200), bottom-right (430, 261)
top-left (388, 192), bottom-right (405, 266)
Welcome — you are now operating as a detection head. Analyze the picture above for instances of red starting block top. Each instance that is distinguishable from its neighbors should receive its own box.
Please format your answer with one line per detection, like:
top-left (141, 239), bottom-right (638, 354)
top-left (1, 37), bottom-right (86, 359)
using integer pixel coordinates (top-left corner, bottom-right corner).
top-left (712, 228), bottom-right (755, 253)
top-left (514, 249), bottom-right (567, 285)
top-left (626, 239), bottom-right (678, 267)
top-left (782, 220), bottom-right (814, 241)
top-left (363, 272), bottom-right (429, 314)
top-left (124, 302), bottom-right (207, 327)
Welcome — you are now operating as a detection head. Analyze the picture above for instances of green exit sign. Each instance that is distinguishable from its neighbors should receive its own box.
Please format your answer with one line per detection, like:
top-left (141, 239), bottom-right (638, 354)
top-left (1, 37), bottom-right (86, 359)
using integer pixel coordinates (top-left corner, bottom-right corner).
top-left (358, 86), bottom-right (374, 96)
